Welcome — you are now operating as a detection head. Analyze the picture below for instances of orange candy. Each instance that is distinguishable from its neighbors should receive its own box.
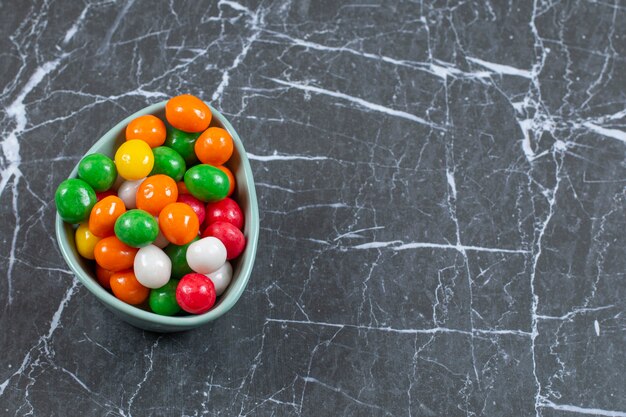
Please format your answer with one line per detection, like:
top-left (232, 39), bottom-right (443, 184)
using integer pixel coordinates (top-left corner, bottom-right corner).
top-left (159, 202), bottom-right (199, 245)
top-left (95, 264), bottom-right (115, 290)
top-left (126, 115), bottom-right (167, 148)
top-left (89, 196), bottom-right (126, 237)
top-left (217, 165), bottom-right (235, 197)
top-left (177, 181), bottom-right (189, 195)
top-left (165, 94), bottom-right (212, 133)
top-left (194, 127), bottom-right (233, 166)
top-left (110, 270), bottom-right (149, 305)
top-left (93, 236), bottom-right (138, 271)
top-left (136, 174), bottom-right (178, 216)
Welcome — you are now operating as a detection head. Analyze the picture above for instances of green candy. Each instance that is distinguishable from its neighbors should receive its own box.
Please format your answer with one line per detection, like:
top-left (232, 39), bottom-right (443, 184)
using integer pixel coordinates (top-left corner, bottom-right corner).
top-left (150, 146), bottom-right (186, 181)
top-left (164, 237), bottom-right (199, 279)
top-left (164, 127), bottom-right (200, 165)
top-left (149, 280), bottom-right (181, 316)
top-left (184, 164), bottom-right (229, 202)
top-left (77, 153), bottom-right (117, 192)
top-left (55, 179), bottom-right (96, 223)
top-left (114, 209), bottom-right (159, 247)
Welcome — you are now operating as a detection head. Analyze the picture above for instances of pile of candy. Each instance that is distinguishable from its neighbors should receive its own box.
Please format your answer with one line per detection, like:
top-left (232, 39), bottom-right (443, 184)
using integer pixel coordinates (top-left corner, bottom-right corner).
top-left (55, 94), bottom-right (246, 316)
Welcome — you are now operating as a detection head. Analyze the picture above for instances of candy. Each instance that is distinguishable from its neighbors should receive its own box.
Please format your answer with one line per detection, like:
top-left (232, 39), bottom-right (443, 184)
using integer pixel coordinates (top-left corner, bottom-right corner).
top-left (117, 178), bottom-right (145, 209)
top-left (194, 127), bottom-right (233, 166)
top-left (134, 245), bottom-right (171, 289)
top-left (177, 194), bottom-right (206, 225)
top-left (164, 127), bottom-right (200, 165)
top-left (55, 179), bottom-right (97, 223)
top-left (110, 270), bottom-right (149, 305)
top-left (205, 197), bottom-right (244, 230)
top-left (96, 189), bottom-right (116, 202)
top-left (152, 216), bottom-right (169, 249)
top-left (94, 236), bottom-right (138, 271)
top-left (75, 223), bottom-right (101, 260)
top-left (186, 236), bottom-right (227, 274)
top-left (150, 146), bottom-right (186, 181)
top-left (77, 153), bottom-right (117, 192)
top-left (149, 280), bottom-right (181, 316)
top-left (114, 139), bottom-right (154, 180)
top-left (158, 202), bottom-right (199, 245)
top-left (177, 180), bottom-right (189, 195)
top-left (164, 237), bottom-right (199, 279)
top-left (202, 221), bottom-right (246, 260)
top-left (126, 114), bottom-right (166, 148)
top-left (95, 264), bottom-right (115, 290)
top-left (136, 174), bottom-right (178, 216)
top-left (114, 209), bottom-right (159, 247)
top-left (216, 165), bottom-right (235, 197)
top-left (184, 164), bottom-right (229, 202)
top-left (165, 94), bottom-right (212, 133)
top-left (176, 273), bottom-right (216, 314)
top-left (89, 196), bottom-right (126, 237)
top-left (206, 261), bottom-right (232, 296)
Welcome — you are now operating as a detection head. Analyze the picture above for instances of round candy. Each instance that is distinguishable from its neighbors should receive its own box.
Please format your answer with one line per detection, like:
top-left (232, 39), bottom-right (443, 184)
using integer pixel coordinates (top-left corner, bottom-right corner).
top-left (136, 174), bottom-right (178, 216)
top-left (95, 264), bottom-right (115, 290)
top-left (164, 127), bottom-right (200, 165)
top-left (115, 139), bottom-right (154, 180)
top-left (77, 153), bottom-right (117, 192)
top-left (126, 115), bottom-right (166, 148)
top-left (75, 223), bottom-right (101, 260)
top-left (134, 245), bottom-right (171, 289)
top-left (177, 194), bottom-right (206, 225)
top-left (202, 221), bottom-right (246, 260)
top-left (114, 209), bottom-right (159, 247)
top-left (94, 236), bottom-right (138, 271)
top-left (206, 261), bottom-right (232, 296)
top-left (176, 273), bottom-right (216, 314)
top-left (183, 164), bottom-right (229, 203)
top-left (150, 146), bottom-right (186, 181)
top-left (205, 197), bottom-right (244, 230)
top-left (149, 280), bottom-right (181, 316)
top-left (96, 189), bottom-right (116, 202)
top-left (164, 237), bottom-right (199, 279)
top-left (186, 236), bottom-right (227, 274)
top-left (110, 270), bottom-right (149, 305)
top-left (55, 179), bottom-right (97, 223)
top-left (159, 203), bottom-right (199, 245)
top-left (89, 196), bottom-right (126, 237)
top-left (165, 94), bottom-right (212, 133)
top-left (117, 178), bottom-right (145, 209)
top-left (216, 165), bottom-right (235, 197)
top-left (153, 216), bottom-right (169, 249)
top-left (194, 127), bottom-right (233, 166)
top-left (177, 181), bottom-right (189, 195)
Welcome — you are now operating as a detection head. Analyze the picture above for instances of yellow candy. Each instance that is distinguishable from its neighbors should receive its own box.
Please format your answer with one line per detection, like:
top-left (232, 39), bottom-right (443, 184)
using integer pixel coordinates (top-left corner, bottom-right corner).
top-left (115, 139), bottom-right (154, 180)
top-left (75, 223), bottom-right (101, 260)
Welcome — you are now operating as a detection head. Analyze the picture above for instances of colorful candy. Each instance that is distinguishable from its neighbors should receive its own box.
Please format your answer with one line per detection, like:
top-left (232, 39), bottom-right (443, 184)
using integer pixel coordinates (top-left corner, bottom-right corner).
top-left (186, 236), bottom-right (227, 274)
top-left (149, 280), bottom-right (181, 316)
top-left (158, 202), bottom-right (199, 245)
top-left (194, 127), bottom-right (233, 166)
top-left (115, 139), bottom-right (154, 180)
top-left (114, 209), bottom-right (159, 247)
top-left (126, 114), bottom-right (166, 148)
top-left (177, 194), bottom-right (206, 225)
top-left (110, 270), bottom-right (149, 305)
top-left (117, 178), bottom-right (145, 209)
top-left (150, 146), bottom-right (186, 181)
top-left (93, 236), bottom-right (138, 271)
top-left (184, 164), bottom-right (229, 202)
top-left (164, 127), bottom-right (200, 165)
top-left (166, 94), bottom-right (212, 133)
top-left (202, 221), bottom-right (245, 260)
top-left (176, 273), bottom-right (216, 314)
top-left (205, 197), bottom-right (244, 230)
top-left (89, 196), bottom-right (126, 237)
top-left (206, 261), bottom-right (232, 296)
top-left (77, 153), bottom-right (117, 192)
top-left (55, 179), bottom-right (97, 223)
top-left (75, 223), bottom-right (101, 260)
top-left (134, 245), bottom-right (171, 288)
top-left (95, 264), bottom-right (114, 290)
top-left (216, 165), bottom-right (235, 197)
top-left (136, 174), bottom-right (178, 216)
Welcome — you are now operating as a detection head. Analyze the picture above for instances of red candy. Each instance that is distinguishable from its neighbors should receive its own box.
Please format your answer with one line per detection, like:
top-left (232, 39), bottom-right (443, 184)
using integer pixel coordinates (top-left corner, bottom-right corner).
top-left (96, 190), bottom-right (116, 201)
top-left (176, 273), bottom-right (216, 314)
top-left (205, 197), bottom-right (243, 230)
top-left (177, 194), bottom-right (206, 225)
top-left (202, 221), bottom-right (246, 260)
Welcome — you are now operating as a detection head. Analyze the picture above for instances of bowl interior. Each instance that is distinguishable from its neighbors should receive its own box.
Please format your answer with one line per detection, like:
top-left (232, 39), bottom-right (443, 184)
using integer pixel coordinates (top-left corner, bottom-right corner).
top-left (55, 102), bottom-right (259, 331)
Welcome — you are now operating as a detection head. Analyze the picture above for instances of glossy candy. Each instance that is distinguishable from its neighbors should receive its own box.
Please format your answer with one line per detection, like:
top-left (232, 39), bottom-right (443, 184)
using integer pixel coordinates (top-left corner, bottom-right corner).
top-left (149, 280), bottom-right (181, 316)
top-left (110, 270), bottom-right (149, 305)
top-left (164, 237), bottom-right (199, 279)
top-left (96, 189), bottom-right (116, 202)
top-left (186, 236), bottom-right (227, 274)
top-left (164, 127), bottom-right (200, 165)
top-left (216, 165), bottom-right (235, 197)
top-left (136, 174), bottom-right (178, 216)
top-left (115, 139), bottom-right (154, 180)
top-left (77, 153), bottom-right (117, 192)
top-left (205, 197), bottom-right (244, 230)
top-left (159, 202), bottom-right (199, 245)
top-left (177, 181), bottom-right (189, 195)
top-left (194, 127), bottom-right (234, 166)
top-left (176, 273), bottom-right (216, 314)
top-left (89, 196), bottom-right (126, 237)
top-left (206, 261), bottom-right (232, 296)
top-left (95, 264), bottom-right (115, 290)
top-left (75, 223), bottom-right (101, 260)
top-left (126, 114), bottom-right (166, 148)
top-left (165, 94), bottom-right (212, 133)
top-left (117, 178), bottom-right (145, 209)
top-left (55, 179), bottom-right (97, 223)
top-left (94, 236), bottom-right (138, 271)
top-left (183, 164), bottom-right (229, 202)
top-left (152, 216), bottom-right (169, 249)
top-left (134, 245), bottom-right (171, 288)
top-left (202, 221), bottom-right (246, 260)
top-left (149, 146), bottom-right (186, 181)
top-left (114, 209), bottom-right (159, 247)
top-left (177, 194), bottom-right (205, 225)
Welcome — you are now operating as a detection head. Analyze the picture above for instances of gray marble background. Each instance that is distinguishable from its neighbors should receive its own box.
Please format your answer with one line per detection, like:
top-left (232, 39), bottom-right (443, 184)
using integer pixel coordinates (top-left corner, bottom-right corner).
top-left (0, 0), bottom-right (625, 416)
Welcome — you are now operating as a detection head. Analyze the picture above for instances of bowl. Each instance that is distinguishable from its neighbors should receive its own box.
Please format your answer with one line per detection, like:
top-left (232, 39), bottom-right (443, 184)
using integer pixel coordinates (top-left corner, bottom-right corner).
top-left (55, 101), bottom-right (259, 332)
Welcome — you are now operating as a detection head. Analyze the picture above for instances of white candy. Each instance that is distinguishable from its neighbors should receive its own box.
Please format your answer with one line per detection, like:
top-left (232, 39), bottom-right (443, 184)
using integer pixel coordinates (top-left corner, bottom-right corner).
top-left (206, 261), bottom-right (232, 296)
top-left (186, 237), bottom-right (227, 274)
top-left (117, 178), bottom-right (145, 209)
top-left (134, 245), bottom-right (171, 288)
top-left (152, 216), bottom-right (169, 249)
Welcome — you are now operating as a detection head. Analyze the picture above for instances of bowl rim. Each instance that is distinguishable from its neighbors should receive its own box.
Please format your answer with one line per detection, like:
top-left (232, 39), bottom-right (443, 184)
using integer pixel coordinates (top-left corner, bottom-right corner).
top-left (55, 101), bottom-right (259, 327)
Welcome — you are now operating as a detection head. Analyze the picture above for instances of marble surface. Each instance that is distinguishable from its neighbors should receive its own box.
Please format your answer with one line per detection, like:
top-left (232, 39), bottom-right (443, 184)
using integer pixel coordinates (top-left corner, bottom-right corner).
top-left (0, 0), bottom-right (625, 415)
